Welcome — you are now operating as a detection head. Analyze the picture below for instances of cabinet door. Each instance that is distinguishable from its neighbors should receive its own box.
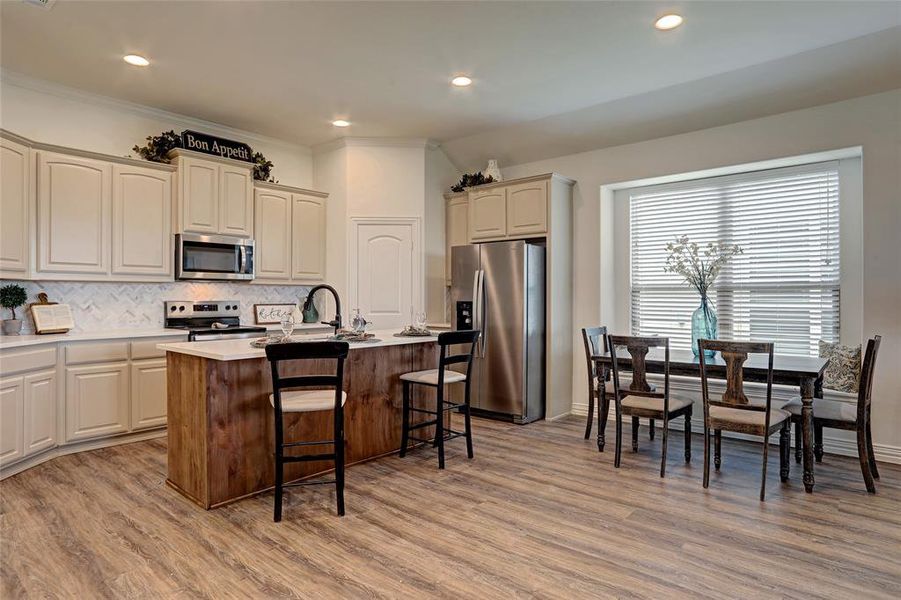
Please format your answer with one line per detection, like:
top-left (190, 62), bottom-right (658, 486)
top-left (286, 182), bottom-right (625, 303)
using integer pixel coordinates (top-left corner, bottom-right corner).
top-left (219, 165), bottom-right (254, 237)
top-left (291, 193), bottom-right (326, 281)
top-left (23, 370), bottom-right (56, 456)
top-left (469, 188), bottom-right (507, 240)
top-left (37, 151), bottom-right (111, 274)
top-left (253, 188), bottom-right (291, 280)
top-left (65, 362), bottom-right (129, 442)
top-left (0, 377), bottom-right (24, 466)
top-left (506, 180), bottom-right (548, 237)
top-left (130, 359), bottom-right (167, 430)
top-left (1, 138), bottom-right (30, 273)
top-left (112, 164), bottom-right (172, 276)
top-left (446, 197), bottom-right (468, 284)
top-left (179, 157), bottom-right (219, 233)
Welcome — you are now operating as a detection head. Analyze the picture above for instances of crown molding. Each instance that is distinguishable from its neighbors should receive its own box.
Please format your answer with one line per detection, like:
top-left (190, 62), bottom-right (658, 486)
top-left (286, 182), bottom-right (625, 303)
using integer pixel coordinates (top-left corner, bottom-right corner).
top-left (311, 136), bottom-right (431, 154)
top-left (0, 69), bottom-right (312, 156)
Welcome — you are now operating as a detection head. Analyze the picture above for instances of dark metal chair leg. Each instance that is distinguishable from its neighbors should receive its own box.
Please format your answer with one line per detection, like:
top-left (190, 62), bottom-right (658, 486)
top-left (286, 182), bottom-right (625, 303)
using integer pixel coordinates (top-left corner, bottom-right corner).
top-left (857, 427), bottom-right (876, 493)
top-left (436, 385), bottom-right (445, 470)
top-left (335, 407), bottom-right (345, 516)
top-left (780, 422), bottom-right (790, 483)
top-left (464, 403), bottom-right (474, 459)
top-left (714, 429), bottom-right (722, 471)
top-left (684, 413), bottom-right (692, 463)
top-left (649, 418), bottom-right (655, 441)
top-left (399, 381), bottom-right (410, 458)
top-left (794, 419), bottom-right (802, 464)
top-left (273, 410), bottom-right (284, 523)
top-left (584, 390), bottom-right (595, 440)
top-left (814, 422), bottom-right (824, 463)
top-left (631, 416), bottom-right (639, 452)
top-left (866, 416), bottom-right (879, 479)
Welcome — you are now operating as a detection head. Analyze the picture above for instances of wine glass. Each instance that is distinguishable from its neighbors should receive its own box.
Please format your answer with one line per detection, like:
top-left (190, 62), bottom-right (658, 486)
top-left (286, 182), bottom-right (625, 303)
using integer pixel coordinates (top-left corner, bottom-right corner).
top-left (415, 311), bottom-right (427, 330)
top-left (280, 316), bottom-right (295, 342)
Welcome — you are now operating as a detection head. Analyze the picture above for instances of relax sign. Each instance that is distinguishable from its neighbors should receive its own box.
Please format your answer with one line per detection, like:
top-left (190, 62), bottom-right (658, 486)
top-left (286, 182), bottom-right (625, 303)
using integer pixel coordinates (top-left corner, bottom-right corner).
top-left (181, 130), bottom-right (253, 163)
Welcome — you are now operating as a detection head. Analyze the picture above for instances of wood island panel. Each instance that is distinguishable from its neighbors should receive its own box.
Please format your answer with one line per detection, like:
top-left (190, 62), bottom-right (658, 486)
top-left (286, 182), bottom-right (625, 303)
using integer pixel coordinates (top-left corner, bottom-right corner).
top-left (166, 341), bottom-right (438, 508)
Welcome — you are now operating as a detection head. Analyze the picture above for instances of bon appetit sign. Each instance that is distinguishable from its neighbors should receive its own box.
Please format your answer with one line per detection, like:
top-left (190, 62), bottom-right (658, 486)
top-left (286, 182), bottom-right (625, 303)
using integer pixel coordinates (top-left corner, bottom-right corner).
top-left (181, 130), bottom-right (253, 163)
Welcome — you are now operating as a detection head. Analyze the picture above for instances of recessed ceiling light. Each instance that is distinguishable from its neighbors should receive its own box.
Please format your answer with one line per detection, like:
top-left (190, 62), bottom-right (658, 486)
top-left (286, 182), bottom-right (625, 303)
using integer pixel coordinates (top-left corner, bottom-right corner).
top-left (332, 119), bottom-right (351, 127)
top-left (451, 75), bottom-right (472, 87)
top-left (123, 54), bottom-right (150, 67)
top-left (654, 14), bottom-right (683, 30)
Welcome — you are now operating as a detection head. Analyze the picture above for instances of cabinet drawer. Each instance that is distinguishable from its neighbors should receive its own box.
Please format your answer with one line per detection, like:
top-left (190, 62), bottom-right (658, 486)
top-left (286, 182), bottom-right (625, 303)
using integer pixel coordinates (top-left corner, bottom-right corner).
top-left (65, 342), bottom-right (129, 365)
top-left (0, 346), bottom-right (57, 376)
top-left (131, 337), bottom-right (184, 360)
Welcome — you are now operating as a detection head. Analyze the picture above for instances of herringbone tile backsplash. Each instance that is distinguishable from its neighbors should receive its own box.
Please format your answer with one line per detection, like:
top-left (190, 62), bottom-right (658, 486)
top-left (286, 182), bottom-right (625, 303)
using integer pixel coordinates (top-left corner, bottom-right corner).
top-left (15, 281), bottom-right (312, 333)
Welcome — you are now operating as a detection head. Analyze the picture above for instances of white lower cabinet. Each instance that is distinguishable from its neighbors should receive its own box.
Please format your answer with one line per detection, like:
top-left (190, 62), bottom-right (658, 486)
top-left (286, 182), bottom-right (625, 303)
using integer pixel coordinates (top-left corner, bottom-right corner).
top-left (130, 359), bottom-right (167, 430)
top-left (0, 377), bottom-right (25, 467)
top-left (65, 362), bottom-right (129, 442)
top-left (23, 370), bottom-right (57, 455)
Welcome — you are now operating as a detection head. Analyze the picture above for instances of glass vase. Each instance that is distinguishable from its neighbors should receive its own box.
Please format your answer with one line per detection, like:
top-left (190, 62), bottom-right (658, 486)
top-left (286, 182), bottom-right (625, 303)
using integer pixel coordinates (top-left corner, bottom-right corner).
top-left (691, 295), bottom-right (718, 357)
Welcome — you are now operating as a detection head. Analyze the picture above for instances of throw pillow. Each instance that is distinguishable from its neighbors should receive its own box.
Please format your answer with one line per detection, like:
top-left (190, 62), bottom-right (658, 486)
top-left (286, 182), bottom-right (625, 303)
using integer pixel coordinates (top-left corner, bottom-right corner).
top-left (818, 340), bottom-right (861, 394)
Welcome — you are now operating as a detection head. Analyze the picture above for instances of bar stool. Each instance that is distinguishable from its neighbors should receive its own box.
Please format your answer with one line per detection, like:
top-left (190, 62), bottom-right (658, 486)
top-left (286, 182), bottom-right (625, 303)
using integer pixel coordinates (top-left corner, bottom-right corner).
top-left (265, 341), bottom-right (349, 522)
top-left (399, 330), bottom-right (480, 469)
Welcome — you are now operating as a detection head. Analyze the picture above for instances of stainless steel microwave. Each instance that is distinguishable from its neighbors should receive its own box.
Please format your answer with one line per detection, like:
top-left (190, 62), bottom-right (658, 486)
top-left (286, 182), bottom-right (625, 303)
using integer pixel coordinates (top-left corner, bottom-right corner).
top-left (175, 233), bottom-right (255, 281)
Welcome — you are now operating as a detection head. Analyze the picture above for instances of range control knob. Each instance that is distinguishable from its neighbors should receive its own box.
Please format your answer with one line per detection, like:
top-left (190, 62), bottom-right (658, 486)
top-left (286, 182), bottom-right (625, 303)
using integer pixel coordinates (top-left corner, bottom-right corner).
top-left (178, 305), bottom-right (185, 312)
top-left (170, 306), bottom-right (177, 312)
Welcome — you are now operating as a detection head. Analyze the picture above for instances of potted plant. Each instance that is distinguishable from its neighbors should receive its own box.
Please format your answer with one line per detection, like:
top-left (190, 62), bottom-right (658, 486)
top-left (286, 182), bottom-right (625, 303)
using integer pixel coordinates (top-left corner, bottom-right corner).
top-left (663, 236), bottom-right (742, 357)
top-left (0, 284), bottom-right (27, 335)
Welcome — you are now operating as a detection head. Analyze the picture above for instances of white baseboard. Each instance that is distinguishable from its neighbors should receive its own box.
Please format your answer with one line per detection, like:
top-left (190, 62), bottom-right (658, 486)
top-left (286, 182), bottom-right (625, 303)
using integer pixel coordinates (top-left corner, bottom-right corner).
top-left (571, 401), bottom-right (901, 465)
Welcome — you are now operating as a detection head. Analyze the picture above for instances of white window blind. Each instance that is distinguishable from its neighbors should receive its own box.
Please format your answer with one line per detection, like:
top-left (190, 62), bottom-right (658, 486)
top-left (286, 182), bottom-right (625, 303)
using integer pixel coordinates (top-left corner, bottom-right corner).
top-left (630, 161), bottom-right (840, 357)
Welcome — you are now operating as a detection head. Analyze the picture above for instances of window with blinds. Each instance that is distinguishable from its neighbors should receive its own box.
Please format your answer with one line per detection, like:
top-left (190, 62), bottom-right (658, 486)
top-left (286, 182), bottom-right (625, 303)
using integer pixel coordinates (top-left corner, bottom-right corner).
top-left (629, 162), bottom-right (840, 357)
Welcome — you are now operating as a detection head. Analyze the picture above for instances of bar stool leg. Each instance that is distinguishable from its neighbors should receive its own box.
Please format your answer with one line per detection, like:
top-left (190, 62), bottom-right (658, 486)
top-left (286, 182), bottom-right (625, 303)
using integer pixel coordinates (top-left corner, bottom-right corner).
top-left (399, 381), bottom-right (410, 458)
top-left (436, 385), bottom-right (446, 469)
top-left (335, 406), bottom-right (345, 516)
top-left (464, 384), bottom-right (474, 459)
top-left (273, 411), bottom-right (284, 523)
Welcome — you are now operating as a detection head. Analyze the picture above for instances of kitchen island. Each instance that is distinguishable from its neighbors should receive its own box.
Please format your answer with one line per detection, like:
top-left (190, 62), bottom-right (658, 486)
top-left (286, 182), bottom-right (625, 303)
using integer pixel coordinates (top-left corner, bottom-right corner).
top-left (158, 331), bottom-right (438, 509)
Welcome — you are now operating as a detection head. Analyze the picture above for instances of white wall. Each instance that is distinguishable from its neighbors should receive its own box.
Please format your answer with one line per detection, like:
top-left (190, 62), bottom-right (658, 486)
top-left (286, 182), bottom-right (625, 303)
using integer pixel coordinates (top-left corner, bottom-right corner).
top-left (0, 72), bottom-right (313, 188)
top-left (425, 146), bottom-right (462, 323)
top-left (501, 89), bottom-right (901, 458)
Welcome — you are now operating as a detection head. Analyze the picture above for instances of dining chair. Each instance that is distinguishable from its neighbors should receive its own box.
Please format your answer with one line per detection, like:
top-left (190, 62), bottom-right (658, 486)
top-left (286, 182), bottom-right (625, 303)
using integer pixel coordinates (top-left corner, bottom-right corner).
top-left (581, 326), bottom-right (618, 449)
top-left (399, 329), bottom-right (480, 469)
top-left (607, 335), bottom-right (693, 477)
top-left (265, 340), bottom-right (349, 522)
top-left (784, 335), bottom-right (882, 493)
top-left (698, 339), bottom-right (791, 501)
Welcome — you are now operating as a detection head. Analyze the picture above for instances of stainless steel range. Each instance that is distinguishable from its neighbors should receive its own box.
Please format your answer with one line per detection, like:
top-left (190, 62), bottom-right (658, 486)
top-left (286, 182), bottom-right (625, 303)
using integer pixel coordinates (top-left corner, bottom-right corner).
top-left (164, 300), bottom-right (268, 341)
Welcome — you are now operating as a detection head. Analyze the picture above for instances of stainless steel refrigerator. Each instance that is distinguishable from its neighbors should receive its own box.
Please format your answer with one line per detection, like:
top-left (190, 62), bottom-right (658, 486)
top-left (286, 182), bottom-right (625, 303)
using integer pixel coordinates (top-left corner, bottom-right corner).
top-left (450, 241), bottom-right (545, 424)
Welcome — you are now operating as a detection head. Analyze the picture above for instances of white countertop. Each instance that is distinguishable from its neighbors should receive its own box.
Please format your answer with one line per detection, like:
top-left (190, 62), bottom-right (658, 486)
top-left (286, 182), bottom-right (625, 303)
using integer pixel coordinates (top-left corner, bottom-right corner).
top-left (0, 328), bottom-right (189, 350)
top-left (157, 329), bottom-right (438, 361)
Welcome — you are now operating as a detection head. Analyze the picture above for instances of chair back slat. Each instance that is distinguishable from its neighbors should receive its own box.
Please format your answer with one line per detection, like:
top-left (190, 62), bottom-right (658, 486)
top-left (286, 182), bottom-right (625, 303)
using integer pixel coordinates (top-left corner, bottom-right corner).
top-left (698, 339), bottom-right (775, 431)
top-left (438, 330), bottom-right (480, 386)
top-left (856, 335), bottom-right (882, 421)
top-left (266, 341), bottom-right (350, 412)
top-left (606, 335), bottom-right (670, 410)
top-left (581, 326), bottom-right (608, 391)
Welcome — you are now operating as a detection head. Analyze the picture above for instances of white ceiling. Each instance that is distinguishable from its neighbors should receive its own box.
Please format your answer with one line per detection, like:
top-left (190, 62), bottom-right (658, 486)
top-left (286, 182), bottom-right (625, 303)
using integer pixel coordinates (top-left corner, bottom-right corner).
top-left (2, 1), bottom-right (899, 167)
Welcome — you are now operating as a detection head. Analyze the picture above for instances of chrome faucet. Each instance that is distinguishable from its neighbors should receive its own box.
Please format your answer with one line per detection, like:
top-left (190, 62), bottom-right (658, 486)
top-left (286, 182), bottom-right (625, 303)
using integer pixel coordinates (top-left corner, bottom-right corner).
top-left (303, 284), bottom-right (342, 335)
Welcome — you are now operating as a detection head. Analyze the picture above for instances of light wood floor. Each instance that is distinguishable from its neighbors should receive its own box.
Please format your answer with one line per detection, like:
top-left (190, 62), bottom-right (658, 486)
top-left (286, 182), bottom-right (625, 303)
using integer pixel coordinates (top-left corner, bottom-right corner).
top-left (2, 415), bottom-right (900, 599)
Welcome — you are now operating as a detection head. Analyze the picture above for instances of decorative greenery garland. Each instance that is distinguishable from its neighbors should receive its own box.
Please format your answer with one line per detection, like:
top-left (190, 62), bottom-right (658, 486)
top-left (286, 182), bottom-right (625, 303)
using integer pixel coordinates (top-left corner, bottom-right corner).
top-left (132, 130), bottom-right (278, 183)
top-left (451, 171), bottom-right (495, 193)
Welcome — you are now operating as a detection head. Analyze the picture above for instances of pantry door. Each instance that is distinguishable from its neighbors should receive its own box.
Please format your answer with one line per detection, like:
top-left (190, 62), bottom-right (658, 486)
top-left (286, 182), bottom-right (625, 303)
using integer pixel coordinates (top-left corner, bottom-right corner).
top-left (350, 218), bottom-right (422, 330)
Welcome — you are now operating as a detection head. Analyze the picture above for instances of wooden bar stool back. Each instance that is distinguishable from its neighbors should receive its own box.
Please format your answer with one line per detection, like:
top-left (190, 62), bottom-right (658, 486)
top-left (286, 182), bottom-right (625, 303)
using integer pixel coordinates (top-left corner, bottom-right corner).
top-left (399, 330), bottom-right (480, 469)
top-left (581, 326), bottom-right (616, 449)
top-left (785, 335), bottom-right (882, 492)
top-left (265, 341), bottom-right (349, 522)
top-left (698, 339), bottom-right (789, 501)
top-left (607, 335), bottom-right (693, 477)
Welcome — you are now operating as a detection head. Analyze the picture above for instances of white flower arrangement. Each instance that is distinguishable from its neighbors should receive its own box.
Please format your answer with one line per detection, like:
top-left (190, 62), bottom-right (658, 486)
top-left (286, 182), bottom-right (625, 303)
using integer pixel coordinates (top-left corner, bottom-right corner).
top-left (663, 235), bottom-right (742, 298)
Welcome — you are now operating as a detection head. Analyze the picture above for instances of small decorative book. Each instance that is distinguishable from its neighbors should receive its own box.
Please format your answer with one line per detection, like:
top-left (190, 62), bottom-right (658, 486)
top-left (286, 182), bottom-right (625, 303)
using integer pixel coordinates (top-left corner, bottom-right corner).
top-left (29, 293), bottom-right (74, 335)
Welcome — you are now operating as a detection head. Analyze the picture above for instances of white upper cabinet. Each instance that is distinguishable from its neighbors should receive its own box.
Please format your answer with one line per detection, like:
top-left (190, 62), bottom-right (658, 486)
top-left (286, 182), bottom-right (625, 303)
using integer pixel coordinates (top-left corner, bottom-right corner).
top-left (178, 155), bottom-right (219, 234)
top-left (37, 151), bottom-right (111, 275)
top-left (172, 150), bottom-right (253, 237)
top-left (506, 180), bottom-right (548, 236)
top-left (219, 165), bottom-right (254, 237)
top-left (1, 137), bottom-right (30, 274)
top-left (112, 164), bottom-right (172, 277)
top-left (253, 188), bottom-right (292, 281)
top-left (469, 188), bottom-right (507, 240)
top-left (291, 192), bottom-right (326, 281)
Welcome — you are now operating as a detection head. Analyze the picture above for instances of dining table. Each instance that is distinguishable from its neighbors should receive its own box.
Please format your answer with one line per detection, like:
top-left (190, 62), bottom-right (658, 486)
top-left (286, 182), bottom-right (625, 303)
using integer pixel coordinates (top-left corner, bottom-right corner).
top-left (591, 347), bottom-right (829, 493)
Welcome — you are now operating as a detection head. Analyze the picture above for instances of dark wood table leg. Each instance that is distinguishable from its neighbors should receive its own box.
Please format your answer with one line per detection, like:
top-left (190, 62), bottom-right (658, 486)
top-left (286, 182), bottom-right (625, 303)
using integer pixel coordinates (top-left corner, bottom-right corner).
top-left (597, 365), bottom-right (609, 452)
top-left (800, 376), bottom-right (816, 493)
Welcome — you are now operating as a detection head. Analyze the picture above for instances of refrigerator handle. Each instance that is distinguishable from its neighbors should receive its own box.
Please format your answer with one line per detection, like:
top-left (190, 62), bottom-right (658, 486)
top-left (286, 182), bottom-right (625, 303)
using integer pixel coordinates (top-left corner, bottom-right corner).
top-left (478, 269), bottom-right (487, 358)
top-left (471, 269), bottom-right (481, 336)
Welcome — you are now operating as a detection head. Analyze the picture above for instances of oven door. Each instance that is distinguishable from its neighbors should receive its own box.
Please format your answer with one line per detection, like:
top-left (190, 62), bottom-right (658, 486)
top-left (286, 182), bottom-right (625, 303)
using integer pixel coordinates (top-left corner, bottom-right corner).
top-left (176, 233), bottom-right (255, 280)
